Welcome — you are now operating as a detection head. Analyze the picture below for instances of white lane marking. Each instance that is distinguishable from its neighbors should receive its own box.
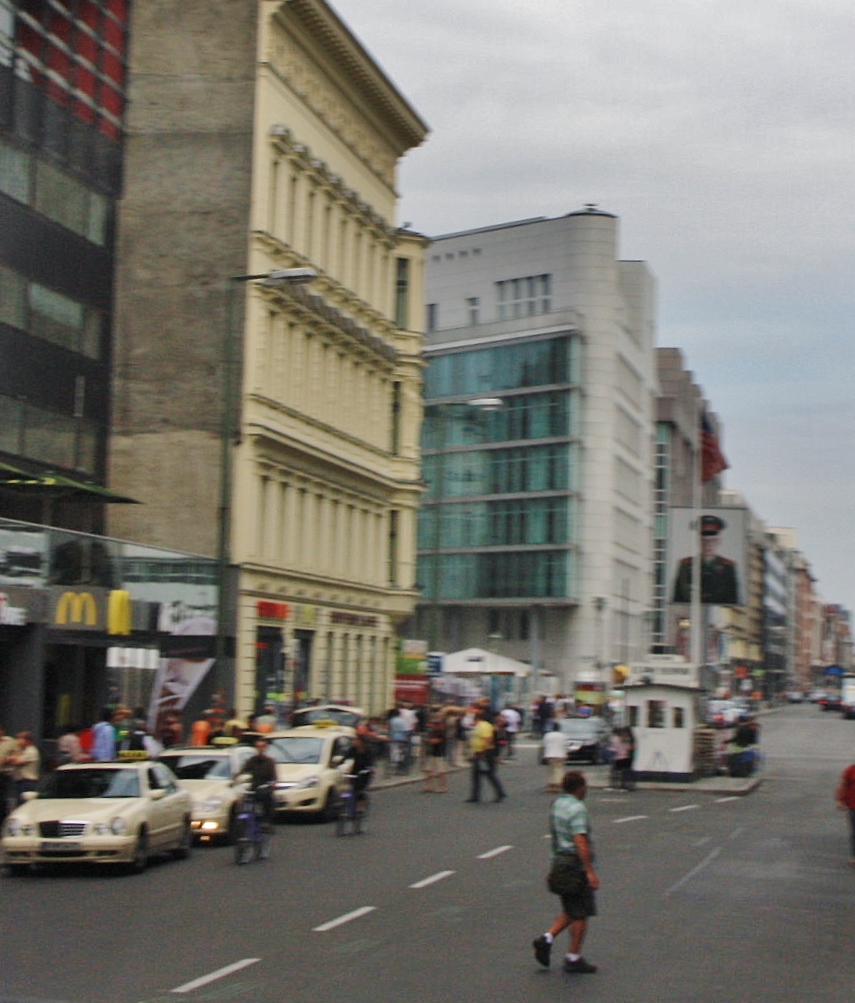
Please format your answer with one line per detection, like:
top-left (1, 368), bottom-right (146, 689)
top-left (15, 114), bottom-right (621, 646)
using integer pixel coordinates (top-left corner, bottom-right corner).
top-left (716, 796), bottom-right (740, 803)
top-left (694, 836), bottom-right (712, 846)
top-left (543, 833), bottom-right (552, 839)
top-left (669, 804), bottom-right (700, 813)
top-left (410, 870), bottom-right (455, 889)
top-left (477, 844), bottom-right (513, 859)
top-left (665, 846), bottom-right (721, 896)
top-left (171, 958), bottom-right (260, 993)
top-left (729, 826), bottom-right (744, 840)
top-left (613, 815), bottom-right (648, 824)
top-left (313, 906), bottom-right (377, 932)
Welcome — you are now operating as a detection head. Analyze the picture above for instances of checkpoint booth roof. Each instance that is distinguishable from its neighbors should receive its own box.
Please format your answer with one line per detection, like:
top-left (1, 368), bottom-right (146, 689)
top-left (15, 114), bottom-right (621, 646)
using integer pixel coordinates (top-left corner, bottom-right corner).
top-left (441, 648), bottom-right (531, 677)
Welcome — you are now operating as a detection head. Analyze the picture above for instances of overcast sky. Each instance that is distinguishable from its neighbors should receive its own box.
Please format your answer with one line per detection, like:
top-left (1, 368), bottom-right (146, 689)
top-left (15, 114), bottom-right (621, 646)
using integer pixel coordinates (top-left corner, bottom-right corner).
top-left (331, 0), bottom-right (855, 613)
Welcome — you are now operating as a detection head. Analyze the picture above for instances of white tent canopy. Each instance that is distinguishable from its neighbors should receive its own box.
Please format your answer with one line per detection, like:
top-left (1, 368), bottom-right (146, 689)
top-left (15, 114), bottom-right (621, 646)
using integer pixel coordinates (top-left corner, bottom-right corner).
top-left (441, 648), bottom-right (531, 677)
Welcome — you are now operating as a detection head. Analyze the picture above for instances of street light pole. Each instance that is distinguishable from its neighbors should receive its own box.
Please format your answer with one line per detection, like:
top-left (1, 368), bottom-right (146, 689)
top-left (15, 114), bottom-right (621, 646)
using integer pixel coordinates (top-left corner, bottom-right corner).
top-left (213, 267), bottom-right (317, 708)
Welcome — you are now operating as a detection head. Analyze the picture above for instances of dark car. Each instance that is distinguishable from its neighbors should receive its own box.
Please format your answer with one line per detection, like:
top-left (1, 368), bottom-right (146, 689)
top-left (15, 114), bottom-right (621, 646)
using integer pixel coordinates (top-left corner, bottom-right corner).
top-left (557, 718), bottom-right (609, 764)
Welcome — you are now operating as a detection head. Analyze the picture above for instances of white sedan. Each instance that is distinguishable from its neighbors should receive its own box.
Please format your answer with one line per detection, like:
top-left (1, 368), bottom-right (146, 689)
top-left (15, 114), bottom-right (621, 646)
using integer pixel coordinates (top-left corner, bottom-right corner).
top-left (2, 760), bottom-right (193, 874)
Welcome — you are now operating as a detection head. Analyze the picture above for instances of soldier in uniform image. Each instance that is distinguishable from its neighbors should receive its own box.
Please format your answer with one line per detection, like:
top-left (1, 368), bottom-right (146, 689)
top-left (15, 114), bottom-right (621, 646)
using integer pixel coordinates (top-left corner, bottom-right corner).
top-left (672, 515), bottom-right (740, 606)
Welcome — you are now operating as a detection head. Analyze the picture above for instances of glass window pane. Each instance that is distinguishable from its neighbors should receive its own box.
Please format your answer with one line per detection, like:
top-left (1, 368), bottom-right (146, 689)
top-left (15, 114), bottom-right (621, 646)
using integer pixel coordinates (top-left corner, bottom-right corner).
top-left (0, 266), bottom-right (27, 328)
top-left (29, 283), bottom-right (84, 351)
top-left (34, 159), bottom-right (88, 236)
top-left (87, 191), bottom-right (109, 245)
top-left (23, 404), bottom-right (76, 467)
top-left (0, 139), bottom-right (31, 203)
top-left (76, 421), bottom-right (99, 474)
top-left (0, 395), bottom-right (24, 453)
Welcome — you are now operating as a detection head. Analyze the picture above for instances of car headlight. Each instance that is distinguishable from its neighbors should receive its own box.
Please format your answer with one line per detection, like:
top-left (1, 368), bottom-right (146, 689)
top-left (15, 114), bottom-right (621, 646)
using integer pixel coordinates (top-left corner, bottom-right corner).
top-left (296, 776), bottom-right (320, 789)
top-left (4, 818), bottom-right (21, 837)
top-left (110, 817), bottom-right (128, 835)
top-left (198, 797), bottom-right (224, 813)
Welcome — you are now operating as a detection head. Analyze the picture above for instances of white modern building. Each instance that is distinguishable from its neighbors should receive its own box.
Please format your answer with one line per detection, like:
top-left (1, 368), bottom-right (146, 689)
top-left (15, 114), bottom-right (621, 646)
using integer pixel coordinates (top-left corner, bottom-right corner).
top-left (416, 208), bottom-right (658, 695)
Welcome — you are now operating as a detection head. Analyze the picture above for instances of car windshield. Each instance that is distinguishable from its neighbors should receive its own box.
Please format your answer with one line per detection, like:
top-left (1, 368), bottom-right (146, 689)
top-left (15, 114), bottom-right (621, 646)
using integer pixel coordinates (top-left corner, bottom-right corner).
top-left (158, 755), bottom-right (232, 780)
top-left (39, 768), bottom-right (141, 799)
top-left (267, 737), bottom-right (324, 764)
top-left (292, 708), bottom-right (360, 728)
top-left (558, 720), bottom-right (598, 740)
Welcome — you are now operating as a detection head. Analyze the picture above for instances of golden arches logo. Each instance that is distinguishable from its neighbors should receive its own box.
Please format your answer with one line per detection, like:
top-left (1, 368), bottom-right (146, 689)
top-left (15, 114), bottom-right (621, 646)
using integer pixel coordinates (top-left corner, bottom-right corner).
top-left (107, 590), bottom-right (132, 636)
top-left (55, 591), bottom-right (97, 626)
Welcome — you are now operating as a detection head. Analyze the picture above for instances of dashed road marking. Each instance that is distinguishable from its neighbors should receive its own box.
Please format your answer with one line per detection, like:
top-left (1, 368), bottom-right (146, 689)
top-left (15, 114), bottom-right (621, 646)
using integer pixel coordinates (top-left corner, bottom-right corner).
top-left (669, 804), bottom-right (700, 813)
top-left (410, 869), bottom-right (455, 889)
top-left (477, 844), bottom-right (513, 859)
top-left (716, 796), bottom-right (741, 803)
top-left (313, 906), bottom-right (377, 932)
top-left (665, 846), bottom-right (722, 896)
top-left (613, 815), bottom-right (648, 824)
top-left (171, 959), bottom-right (261, 994)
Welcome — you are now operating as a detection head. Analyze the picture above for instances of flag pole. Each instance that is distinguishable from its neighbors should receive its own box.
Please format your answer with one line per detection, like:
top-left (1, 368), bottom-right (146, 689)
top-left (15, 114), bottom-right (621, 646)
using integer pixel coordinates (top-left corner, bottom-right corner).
top-left (690, 399), bottom-right (703, 672)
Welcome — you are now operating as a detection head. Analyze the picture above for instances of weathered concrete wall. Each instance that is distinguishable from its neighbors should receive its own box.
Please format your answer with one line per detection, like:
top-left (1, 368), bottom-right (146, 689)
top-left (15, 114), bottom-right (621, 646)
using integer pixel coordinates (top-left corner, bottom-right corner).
top-left (108, 0), bottom-right (258, 555)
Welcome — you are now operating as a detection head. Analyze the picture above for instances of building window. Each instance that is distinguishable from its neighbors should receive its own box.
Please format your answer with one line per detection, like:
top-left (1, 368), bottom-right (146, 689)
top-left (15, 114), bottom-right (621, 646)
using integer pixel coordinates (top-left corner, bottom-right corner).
top-left (395, 257), bottom-right (409, 329)
top-left (466, 296), bottom-right (479, 326)
top-left (0, 264), bottom-right (104, 359)
top-left (390, 381), bottom-right (401, 455)
top-left (426, 303), bottom-right (438, 332)
top-left (496, 274), bottom-right (551, 320)
top-left (647, 700), bottom-right (666, 729)
top-left (388, 510), bottom-right (399, 586)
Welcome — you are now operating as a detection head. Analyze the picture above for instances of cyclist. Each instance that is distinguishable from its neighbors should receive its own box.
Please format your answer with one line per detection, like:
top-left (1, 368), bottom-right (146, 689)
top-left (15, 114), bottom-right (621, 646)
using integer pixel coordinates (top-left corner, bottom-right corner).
top-left (350, 727), bottom-right (375, 810)
top-left (242, 735), bottom-right (277, 823)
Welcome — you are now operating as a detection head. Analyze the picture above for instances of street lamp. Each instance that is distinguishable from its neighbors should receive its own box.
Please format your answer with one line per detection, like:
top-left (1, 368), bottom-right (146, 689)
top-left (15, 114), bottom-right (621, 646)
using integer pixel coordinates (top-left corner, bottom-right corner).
top-left (426, 397), bottom-right (503, 652)
top-left (213, 267), bottom-right (318, 704)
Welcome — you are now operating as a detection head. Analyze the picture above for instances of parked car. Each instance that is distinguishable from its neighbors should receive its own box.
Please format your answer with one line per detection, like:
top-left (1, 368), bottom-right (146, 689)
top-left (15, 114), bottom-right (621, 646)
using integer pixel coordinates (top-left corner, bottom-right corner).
top-left (807, 689), bottom-right (827, 703)
top-left (289, 705), bottom-right (364, 733)
top-left (556, 718), bottom-right (610, 764)
top-left (2, 760), bottom-right (192, 874)
top-left (785, 690), bottom-right (804, 703)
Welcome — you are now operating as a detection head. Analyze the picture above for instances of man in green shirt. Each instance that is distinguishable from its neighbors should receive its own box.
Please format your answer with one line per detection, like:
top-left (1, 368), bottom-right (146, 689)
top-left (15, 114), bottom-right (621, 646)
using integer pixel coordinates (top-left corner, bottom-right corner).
top-left (532, 770), bottom-right (599, 974)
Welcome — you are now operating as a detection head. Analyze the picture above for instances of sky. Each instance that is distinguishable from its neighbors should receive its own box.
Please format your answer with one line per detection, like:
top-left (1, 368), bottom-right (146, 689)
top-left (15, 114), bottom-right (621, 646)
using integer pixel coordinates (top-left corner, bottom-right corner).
top-left (330, 0), bottom-right (855, 613)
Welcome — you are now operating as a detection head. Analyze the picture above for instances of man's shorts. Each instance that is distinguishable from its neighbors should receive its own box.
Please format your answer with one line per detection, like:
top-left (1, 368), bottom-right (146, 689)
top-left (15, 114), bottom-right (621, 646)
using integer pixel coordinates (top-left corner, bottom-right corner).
top-left (553, 856), bottom-right (597, 919)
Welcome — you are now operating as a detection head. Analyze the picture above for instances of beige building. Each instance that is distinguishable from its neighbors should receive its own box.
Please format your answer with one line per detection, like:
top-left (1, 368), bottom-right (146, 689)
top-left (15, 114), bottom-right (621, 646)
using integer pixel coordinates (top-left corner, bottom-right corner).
top-left (109, 0), bottom-right (428, 715)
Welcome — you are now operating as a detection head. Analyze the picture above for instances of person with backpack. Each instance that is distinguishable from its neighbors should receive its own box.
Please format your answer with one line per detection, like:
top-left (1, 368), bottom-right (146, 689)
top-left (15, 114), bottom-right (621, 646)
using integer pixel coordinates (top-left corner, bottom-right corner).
top-left (834, 759), bottom-right (855, 865)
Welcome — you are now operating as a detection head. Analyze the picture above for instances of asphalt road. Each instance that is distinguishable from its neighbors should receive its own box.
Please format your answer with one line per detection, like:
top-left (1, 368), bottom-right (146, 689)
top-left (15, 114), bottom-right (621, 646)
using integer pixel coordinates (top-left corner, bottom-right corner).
top-left (2, 704), bottom-right (854, 1003)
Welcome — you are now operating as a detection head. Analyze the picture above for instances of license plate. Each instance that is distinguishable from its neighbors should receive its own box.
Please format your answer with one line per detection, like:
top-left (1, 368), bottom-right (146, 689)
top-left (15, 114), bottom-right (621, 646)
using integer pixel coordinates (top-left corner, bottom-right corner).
top-left (40, 841), bottom-right (81, 852)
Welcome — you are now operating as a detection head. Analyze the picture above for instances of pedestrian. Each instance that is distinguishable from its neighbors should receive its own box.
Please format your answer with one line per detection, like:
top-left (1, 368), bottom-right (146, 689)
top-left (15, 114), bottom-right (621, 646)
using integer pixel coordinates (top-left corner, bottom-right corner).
top-left (0, 724), bottom-right (18, 826)
top-left (223, 708), bottom-right (248, 737)
top-left (501, 705), bottom-right (521, 759)
top-left (423, 707), bottom-right (448, 792)
top-left (9, 731), bottom-right (41, 804)
top-left (56, 724), bottom-right (85, 764)
top-left (91, 708), bottom-right (117, 761)
top-left (542, 722), bottom-right (567, 792)
top-left (255, 703), bottom-right (278, 733)
top-left (465, 708), bottom-right (506, 804)
top-left (190, 710), bottom-right (214, 747)
top-left (834, 757), bottom-right (855, 866)
top-left (532, 770), bottom-right (599, 974)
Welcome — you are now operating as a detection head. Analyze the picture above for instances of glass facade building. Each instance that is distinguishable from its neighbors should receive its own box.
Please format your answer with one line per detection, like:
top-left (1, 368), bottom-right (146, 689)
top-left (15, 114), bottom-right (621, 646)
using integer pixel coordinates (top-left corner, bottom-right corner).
top-left (0, 1), bottom-right (129, 528)
top-left (418, 332), bottom-right (581, 603)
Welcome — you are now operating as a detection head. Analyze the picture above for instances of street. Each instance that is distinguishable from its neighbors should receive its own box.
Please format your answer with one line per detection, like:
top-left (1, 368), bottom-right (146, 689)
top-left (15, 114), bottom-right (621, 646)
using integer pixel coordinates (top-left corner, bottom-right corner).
top-left (2, 704), bottom-right (854, 1003)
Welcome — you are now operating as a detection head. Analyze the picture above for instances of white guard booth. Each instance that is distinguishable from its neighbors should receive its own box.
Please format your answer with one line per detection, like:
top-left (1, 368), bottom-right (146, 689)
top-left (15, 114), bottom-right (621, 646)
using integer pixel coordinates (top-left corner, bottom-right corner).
top-left (623, 655), bottom-right (703, 782)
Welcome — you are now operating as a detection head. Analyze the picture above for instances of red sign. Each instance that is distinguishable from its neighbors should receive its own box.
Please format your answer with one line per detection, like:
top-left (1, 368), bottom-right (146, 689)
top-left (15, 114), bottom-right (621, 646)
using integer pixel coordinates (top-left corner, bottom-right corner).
top-left (257, 601), bottom-right (289, 620)
top-left (394, 674), bottom-right (430, 706)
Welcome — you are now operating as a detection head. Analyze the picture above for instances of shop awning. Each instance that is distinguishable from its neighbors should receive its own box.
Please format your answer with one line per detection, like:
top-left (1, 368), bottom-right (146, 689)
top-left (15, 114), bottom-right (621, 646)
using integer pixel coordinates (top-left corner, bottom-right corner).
top-left (0, 461), bottom-right (139, 503)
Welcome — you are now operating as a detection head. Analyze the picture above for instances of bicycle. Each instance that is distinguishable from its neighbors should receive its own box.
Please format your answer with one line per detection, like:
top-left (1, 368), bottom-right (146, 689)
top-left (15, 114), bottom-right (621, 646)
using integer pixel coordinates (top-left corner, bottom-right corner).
top-left (335, 771), bottom-right (371, 836)
top-left (233, 785), bottom-right (274, 864)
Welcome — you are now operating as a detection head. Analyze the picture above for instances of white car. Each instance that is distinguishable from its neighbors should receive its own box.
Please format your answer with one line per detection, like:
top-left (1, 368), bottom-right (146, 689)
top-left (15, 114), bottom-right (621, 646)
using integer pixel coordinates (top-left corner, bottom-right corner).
top-left (2, 760), bottom-right (192, 874)
top-left (158, 744), bottom-right (257, 843)
top-left (266, 727), bottom-right (355, 820)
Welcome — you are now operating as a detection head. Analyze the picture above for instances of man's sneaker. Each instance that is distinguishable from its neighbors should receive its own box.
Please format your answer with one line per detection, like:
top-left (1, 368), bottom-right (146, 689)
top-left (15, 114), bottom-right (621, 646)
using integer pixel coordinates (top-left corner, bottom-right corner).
top-left (564, 957), bottom-right (597, 974)
top-left (532, 935), bottom-right (552, 968)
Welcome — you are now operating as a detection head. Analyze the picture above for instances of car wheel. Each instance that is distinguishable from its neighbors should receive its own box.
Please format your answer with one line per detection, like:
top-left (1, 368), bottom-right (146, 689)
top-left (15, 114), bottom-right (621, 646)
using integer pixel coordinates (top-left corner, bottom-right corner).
top-left (226, 807), bottom-right (239, 845)
top-left (321, 789), bottom-right (338, 823)
top-left (4, 863), bottom-right (29, 877)
top-left (173, 818), bottom-right (192, 860)
top-left (130, 828), bottom-right (148, 873)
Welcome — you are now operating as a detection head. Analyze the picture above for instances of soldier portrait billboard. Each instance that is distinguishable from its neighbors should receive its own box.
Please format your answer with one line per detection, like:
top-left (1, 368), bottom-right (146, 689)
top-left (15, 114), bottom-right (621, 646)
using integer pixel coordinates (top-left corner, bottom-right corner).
top-left (668, 507), bottom-right (747, 606)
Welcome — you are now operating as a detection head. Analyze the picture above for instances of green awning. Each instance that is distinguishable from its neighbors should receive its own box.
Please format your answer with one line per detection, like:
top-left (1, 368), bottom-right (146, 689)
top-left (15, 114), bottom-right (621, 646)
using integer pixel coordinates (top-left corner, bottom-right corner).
top-left (0, 461), bottom-right (139, 503)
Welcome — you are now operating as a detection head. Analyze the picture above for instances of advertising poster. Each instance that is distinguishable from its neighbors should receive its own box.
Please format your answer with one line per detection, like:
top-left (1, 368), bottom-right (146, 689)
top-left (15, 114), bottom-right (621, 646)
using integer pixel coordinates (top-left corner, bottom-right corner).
top-left (668, 507), bottom-right (748, 607)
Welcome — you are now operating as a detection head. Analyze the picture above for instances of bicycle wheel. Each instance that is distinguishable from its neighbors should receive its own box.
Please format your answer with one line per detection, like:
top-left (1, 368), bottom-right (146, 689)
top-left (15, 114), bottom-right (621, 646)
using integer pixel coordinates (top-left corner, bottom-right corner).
top-left (355, 795), bottom-right (369, 835)
top-left (233, 817), bottom-right (253, 865)
top-left (335, 796), bottom-right (350, 836)
top-left (258, 823), bottom-right (272, 860)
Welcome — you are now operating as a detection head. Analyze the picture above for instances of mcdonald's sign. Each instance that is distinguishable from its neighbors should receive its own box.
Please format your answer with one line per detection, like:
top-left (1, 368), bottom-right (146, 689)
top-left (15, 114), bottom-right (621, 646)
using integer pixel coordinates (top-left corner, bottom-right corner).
top-left (54, 591), bottom-right (98, 627)
top-left (107, 590), bottom-right (132, 635)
